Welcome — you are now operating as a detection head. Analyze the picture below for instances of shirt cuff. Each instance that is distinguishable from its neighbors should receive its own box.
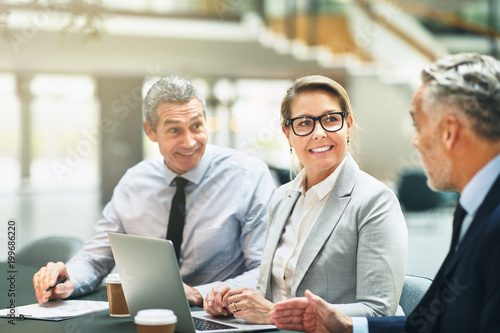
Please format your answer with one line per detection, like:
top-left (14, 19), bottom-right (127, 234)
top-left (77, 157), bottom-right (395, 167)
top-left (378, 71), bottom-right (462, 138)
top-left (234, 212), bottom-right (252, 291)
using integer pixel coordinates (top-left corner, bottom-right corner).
top-left (193, 281), bottom-right (223, 300)
top-left (352, 317), bottom-right (369, 333)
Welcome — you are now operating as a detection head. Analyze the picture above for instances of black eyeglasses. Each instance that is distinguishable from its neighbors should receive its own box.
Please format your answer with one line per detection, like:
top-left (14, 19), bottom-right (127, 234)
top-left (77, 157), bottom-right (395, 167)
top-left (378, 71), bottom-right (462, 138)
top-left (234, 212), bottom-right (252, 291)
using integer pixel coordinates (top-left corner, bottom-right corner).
top-left (285, 112), bottom-right (347, 136)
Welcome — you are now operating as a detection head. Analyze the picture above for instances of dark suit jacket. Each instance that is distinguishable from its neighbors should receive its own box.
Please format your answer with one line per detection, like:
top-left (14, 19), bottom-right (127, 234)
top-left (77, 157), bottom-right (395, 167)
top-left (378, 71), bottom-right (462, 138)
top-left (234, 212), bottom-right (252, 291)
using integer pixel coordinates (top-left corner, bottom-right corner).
top-left (368, 173), bottom-right (500, 333)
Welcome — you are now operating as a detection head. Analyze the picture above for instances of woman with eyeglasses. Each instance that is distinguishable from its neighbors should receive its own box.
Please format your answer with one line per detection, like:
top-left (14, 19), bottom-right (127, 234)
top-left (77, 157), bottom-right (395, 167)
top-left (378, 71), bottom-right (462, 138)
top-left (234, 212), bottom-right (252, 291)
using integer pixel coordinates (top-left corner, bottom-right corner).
top-left (202, 75), bottom-right (408, 324)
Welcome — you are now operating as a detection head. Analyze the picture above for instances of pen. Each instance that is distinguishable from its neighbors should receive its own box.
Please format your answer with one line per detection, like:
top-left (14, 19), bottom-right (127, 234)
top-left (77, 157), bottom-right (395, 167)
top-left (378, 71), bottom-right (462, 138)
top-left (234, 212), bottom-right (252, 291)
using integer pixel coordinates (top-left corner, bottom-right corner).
top-left (43, 276), bottom-right (68, 293)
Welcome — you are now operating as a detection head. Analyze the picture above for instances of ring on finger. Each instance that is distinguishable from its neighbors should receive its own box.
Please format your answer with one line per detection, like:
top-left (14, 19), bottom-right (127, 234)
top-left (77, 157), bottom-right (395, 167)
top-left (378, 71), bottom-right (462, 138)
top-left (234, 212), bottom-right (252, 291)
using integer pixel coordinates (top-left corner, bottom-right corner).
top-left (232, 302), bottom-right (238, 312)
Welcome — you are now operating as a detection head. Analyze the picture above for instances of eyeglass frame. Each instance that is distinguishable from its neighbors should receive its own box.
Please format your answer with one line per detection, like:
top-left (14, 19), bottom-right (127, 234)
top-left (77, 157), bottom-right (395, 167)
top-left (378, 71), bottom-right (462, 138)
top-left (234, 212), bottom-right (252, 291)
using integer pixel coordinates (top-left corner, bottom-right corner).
top-left (285, 111), bottom-right (347, 136)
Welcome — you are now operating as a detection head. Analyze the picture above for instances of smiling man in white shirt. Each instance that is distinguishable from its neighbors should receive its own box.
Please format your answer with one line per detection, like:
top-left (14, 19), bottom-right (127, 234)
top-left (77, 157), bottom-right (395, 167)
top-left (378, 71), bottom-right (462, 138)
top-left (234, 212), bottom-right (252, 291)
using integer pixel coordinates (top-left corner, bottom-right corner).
top-left (33, 76), bottom-right (276, 307)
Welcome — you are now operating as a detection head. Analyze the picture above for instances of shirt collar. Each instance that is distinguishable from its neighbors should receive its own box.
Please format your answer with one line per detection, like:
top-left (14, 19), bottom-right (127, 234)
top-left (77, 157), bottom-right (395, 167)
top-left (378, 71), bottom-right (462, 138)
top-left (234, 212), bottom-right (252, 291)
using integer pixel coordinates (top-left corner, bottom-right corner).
top-left (164, 144), bottom-right (214, 186)
top-left (285, 153), bottom-right (347, 200)
top-left (460, 152), bottom-right (500, 216)
top-left (285, 169), bottom-right (306, 196)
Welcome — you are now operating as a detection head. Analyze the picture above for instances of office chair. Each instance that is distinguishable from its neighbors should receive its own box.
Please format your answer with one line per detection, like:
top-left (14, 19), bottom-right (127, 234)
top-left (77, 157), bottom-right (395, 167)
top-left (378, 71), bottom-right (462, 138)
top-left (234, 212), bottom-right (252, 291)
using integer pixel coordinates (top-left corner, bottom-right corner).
top-left (16, 236), bottom-right (83, 268)
top-left (268, 166), bottom-right (293, 185)
top-left (396, 170), bottom-right (443, 211)
top-left (399, 274), bottom-right (433, 315)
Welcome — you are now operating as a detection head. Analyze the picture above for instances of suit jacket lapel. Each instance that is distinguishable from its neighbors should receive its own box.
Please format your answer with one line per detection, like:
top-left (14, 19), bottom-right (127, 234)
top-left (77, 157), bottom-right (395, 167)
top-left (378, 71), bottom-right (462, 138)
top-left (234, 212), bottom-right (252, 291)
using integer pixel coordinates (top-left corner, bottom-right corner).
top-left (290, 154), bottom-right (359, 297)
top-left (406, 173), bottom-right (500, 333)
top-left (259, 191), bottom-right (300, 300)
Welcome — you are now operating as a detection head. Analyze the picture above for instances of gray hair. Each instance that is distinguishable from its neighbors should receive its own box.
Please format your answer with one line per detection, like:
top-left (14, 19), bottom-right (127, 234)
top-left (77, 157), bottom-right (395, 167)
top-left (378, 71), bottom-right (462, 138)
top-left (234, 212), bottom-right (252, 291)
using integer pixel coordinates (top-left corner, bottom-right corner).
top-left (421, 52), bottom-right (500, 140)
top-left (143, 76), bottom-right (207, 131)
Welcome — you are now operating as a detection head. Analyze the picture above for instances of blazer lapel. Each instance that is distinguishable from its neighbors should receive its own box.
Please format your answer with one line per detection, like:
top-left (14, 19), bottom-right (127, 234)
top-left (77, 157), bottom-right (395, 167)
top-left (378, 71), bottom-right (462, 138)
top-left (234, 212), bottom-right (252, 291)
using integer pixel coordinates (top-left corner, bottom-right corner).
top-left (406, 173), bottom-right (500, 333)
top-left (290, 154), bottom-right (359, 297)
top-left (259, 191), bottom-right (300, 299)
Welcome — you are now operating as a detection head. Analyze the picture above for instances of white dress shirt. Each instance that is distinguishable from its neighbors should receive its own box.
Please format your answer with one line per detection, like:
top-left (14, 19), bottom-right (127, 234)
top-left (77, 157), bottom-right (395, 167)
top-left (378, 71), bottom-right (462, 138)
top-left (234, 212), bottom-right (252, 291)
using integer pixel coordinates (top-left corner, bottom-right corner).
top-left (457, 152), bottom-right (500, 247)
top-left (271, 157), bottom-right (346, 302)
top-left (66, 144), bottom-right (276, 298)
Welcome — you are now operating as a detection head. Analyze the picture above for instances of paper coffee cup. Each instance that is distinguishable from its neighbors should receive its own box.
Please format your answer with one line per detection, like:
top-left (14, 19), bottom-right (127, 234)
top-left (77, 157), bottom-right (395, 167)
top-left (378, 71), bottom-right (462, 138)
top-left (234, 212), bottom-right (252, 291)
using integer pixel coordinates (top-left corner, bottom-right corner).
top-left (105, 273), bottom-right (130, 317)
top-left (134, 309), bottom-right (177, 333)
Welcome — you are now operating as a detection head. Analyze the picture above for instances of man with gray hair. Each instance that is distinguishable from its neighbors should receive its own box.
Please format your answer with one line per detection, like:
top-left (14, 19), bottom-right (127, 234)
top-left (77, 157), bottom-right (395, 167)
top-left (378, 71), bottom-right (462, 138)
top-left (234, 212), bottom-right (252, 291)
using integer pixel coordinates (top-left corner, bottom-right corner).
top-left (33, 76), bottom-right (276, 306)
top-left (271, 53), bottom-right (500, 333)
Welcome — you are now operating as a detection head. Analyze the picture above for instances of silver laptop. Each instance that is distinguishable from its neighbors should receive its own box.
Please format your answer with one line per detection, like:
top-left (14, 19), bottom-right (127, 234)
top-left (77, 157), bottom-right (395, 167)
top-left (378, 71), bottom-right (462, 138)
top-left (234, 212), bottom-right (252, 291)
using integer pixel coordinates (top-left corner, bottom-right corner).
top-left (108, 232), bottom-right (277, 333)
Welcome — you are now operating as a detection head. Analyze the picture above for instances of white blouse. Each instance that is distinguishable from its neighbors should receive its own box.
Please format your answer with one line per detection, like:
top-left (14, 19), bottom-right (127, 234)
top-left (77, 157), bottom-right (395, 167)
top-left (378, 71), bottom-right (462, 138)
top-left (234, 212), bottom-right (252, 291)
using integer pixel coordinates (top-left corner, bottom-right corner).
top-left (271, 156), bottom-right (346, 302)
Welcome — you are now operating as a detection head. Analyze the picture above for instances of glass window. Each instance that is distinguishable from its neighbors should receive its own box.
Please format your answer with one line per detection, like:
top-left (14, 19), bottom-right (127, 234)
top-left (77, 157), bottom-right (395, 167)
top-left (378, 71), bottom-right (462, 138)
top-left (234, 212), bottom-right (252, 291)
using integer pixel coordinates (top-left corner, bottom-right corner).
top-left (30, 74), bottom-right (98, 189)
top-left (232, 79), bottom-right (290, 169)
top-left (0, 73), bottom-right (20, 192)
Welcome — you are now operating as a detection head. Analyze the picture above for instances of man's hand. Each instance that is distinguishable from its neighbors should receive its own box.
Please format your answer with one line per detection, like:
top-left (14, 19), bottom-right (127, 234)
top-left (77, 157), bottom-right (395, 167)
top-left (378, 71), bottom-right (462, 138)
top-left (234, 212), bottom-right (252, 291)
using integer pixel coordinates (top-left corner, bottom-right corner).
top-left (33, 261), bottom-right (74, 304)
top-left (222, 287), bottom-right (274, 324)
top-left (271, 290), bottom-right (353, 333)
top-left (204, 284), bottom-right (231, 316)
top-left (184, 283), bottom-right (203, 307)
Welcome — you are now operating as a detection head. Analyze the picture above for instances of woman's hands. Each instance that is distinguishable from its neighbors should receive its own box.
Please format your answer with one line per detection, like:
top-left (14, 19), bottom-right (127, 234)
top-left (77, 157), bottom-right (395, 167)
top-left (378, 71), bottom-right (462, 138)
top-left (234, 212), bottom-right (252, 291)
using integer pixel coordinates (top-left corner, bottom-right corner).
top-left (224, 287), bottom-right (275, 324)
top-left (204, 284), bottom-right (231, 316)
top-left (203, 285), bottom-right (274, 324)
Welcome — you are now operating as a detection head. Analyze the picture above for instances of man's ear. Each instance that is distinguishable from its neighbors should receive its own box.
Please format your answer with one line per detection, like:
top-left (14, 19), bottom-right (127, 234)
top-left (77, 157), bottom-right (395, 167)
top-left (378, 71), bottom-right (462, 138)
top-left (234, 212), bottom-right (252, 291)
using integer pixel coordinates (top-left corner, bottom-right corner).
top-left (442, 114), bottom-right (461, 150)
top-left (143, 120), bottom-right (158, 143)
top-left (282, 126), bottom-right (293, 148)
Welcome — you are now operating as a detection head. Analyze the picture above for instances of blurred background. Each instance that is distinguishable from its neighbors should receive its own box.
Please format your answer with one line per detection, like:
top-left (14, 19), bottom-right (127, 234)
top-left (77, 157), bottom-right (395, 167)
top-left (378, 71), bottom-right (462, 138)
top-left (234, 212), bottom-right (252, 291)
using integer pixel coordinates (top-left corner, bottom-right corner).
top-left (1, 0), bottom-right (498, 278)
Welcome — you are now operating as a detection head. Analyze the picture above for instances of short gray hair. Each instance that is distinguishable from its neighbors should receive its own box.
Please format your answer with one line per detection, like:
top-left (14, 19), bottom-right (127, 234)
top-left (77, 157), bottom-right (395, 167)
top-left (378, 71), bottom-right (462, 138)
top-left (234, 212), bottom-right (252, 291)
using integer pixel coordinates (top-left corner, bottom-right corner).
top-left (421, 52), bottom-right (500, 140)
top-left (143, 76), bottom-right (207, 131)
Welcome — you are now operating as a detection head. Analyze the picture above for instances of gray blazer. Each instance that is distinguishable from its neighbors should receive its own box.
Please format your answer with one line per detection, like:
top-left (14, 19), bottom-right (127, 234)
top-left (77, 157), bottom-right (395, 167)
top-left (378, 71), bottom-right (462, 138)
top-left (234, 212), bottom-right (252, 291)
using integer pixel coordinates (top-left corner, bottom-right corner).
top-left (257, 154), bottom-right (408, 317)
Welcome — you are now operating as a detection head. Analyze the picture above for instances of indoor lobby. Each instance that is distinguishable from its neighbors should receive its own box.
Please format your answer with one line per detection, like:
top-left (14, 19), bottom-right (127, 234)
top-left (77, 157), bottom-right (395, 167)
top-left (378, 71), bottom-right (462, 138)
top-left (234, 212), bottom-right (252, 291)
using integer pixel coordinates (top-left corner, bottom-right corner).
top-left (1, 0), bottom-right (498, 331)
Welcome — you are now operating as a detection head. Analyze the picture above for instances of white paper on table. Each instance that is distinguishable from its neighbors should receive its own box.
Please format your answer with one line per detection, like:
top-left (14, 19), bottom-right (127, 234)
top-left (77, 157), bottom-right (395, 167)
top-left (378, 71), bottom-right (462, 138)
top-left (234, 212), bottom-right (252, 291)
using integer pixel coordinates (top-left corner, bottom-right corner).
top-left (0, 300), bottom-right (109, 321)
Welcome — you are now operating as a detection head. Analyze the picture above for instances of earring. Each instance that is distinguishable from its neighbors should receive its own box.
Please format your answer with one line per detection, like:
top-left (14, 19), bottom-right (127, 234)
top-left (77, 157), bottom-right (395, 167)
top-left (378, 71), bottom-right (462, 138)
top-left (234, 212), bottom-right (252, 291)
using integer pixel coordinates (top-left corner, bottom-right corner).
top-left (347, 137), bottom-right (350, 145)
top-left (289, 147), bottom-right (293, 154)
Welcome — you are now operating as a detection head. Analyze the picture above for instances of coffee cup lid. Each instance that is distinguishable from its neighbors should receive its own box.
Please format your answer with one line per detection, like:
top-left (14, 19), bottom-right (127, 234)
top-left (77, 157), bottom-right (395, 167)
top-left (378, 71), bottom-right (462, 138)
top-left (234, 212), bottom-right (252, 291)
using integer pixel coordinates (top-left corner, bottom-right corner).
top-left (105, 273), bottom-right (121, 284)
top-left (134, 309), bottom-right (177, 326)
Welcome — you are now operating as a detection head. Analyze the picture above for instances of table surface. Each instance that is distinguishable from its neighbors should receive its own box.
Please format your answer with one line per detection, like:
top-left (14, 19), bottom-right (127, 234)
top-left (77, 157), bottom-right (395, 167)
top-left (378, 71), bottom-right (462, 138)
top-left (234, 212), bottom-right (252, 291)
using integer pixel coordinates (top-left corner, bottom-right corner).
top-left (0, 262), bottom-right (289, 333)
top-left (1, 262), bottom-right (135, 332)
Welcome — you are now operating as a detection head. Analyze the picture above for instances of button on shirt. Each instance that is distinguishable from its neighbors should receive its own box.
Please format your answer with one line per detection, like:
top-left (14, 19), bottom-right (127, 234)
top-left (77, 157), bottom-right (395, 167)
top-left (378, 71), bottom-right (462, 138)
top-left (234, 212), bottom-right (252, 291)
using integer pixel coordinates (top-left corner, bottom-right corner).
top-left (271, 157), bottom-right (346, 302)
top-left (66, 144), bottom-right (276, 298)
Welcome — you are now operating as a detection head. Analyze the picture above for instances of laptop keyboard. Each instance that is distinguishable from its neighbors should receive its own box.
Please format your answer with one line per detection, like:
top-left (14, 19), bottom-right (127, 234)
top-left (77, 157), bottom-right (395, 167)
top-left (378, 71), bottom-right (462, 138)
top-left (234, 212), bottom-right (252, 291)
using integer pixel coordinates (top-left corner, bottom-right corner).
top-left (193, 316), bottom-right (237, 331)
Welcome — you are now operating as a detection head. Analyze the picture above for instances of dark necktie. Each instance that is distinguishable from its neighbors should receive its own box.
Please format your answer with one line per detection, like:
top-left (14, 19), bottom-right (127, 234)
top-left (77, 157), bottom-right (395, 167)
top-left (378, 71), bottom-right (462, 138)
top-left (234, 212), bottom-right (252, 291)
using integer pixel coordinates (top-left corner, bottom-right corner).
top-left (450, 203), bottom-right (466, 252)
top-left (167, 177), bottom-right (188, 261)
top-left (404, 203), bottom-right (468, 333)
top-left (438, 203), bottom-right (467, 273)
